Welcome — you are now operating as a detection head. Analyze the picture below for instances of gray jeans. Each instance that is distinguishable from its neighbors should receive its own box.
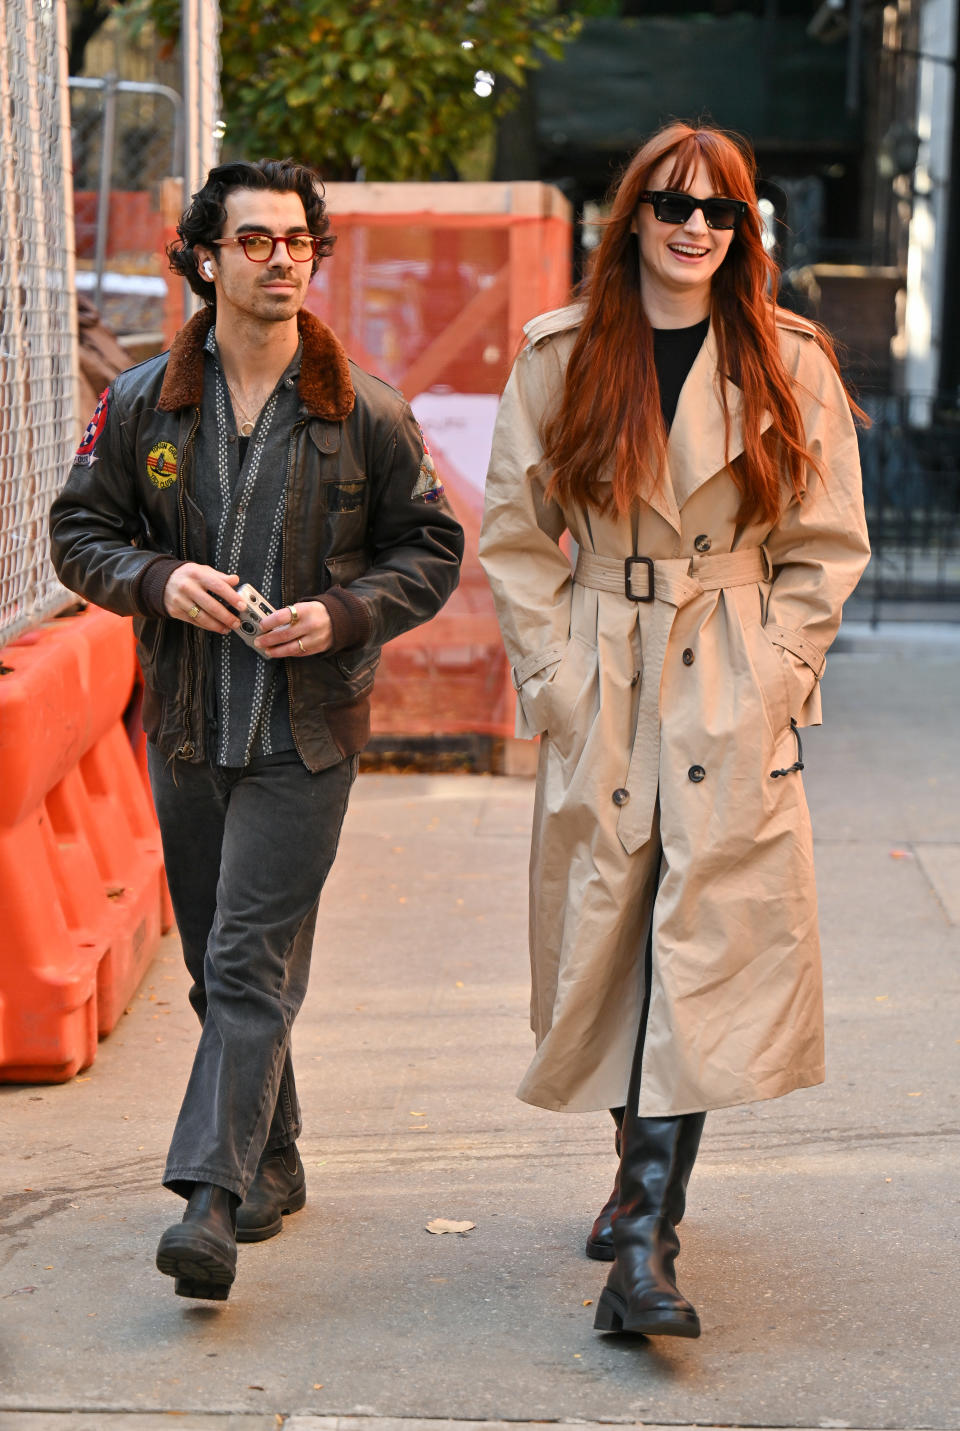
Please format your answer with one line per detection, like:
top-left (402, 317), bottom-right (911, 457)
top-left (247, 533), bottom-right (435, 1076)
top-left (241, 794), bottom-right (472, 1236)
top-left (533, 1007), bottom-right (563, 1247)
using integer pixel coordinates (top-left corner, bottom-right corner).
top-left (147, 744), bottom-right (358, 1200)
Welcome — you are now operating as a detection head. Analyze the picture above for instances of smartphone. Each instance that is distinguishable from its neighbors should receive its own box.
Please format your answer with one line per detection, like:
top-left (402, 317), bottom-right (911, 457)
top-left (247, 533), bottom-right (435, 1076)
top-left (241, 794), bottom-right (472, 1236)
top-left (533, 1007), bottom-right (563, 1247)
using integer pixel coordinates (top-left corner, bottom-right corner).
top-left (234, 582), bottom-right (276, 649)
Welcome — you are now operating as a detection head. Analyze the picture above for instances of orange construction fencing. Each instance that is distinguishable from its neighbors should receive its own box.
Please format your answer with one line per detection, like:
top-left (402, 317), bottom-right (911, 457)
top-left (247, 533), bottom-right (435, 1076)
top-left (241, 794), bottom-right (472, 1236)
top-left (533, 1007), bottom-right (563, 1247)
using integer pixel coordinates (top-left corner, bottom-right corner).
top-left (306, 182), bottom-right (573, 742)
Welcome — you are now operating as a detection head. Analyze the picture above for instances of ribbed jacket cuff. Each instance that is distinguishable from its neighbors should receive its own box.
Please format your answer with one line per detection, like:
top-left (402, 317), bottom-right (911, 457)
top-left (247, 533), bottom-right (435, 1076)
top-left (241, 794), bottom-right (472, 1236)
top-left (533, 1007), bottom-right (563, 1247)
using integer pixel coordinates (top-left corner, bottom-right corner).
top-left (318, 586), bottom-right (372, 652)
top-left (137, 555), bottom-right (184, 616)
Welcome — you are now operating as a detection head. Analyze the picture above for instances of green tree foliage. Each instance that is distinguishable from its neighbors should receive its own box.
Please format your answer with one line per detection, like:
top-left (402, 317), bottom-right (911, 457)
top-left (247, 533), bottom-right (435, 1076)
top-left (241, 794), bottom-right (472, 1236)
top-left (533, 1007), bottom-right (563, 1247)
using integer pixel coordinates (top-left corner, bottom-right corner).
top-left (129, 0), bottom-right (577, 179)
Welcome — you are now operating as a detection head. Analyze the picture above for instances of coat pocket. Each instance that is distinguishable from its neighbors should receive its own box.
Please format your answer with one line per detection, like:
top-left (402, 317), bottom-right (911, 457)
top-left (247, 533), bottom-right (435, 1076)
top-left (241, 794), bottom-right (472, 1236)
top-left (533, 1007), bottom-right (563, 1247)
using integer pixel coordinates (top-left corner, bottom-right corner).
top-left (532, 634), bottom-right (594, 748)
top-left (132, 615), bottom-right (164, 681)
top-left (745, 621), bottom-right (792, 739)
top-left (324, 548), bottom-right (369, 588)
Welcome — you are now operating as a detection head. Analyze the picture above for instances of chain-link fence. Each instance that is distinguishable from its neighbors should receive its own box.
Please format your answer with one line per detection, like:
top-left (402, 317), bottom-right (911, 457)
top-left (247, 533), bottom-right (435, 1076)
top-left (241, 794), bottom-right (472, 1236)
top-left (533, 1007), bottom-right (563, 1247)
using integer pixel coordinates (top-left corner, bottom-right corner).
top-left (0, 0), bottom-right (77, 648)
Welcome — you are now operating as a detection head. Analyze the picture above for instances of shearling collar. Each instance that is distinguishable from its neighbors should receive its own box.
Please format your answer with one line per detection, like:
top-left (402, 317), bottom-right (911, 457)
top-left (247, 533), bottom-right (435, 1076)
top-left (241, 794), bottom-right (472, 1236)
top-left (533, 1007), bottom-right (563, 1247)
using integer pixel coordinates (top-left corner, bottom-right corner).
top-left (157, 306), bottom-right (355, 420)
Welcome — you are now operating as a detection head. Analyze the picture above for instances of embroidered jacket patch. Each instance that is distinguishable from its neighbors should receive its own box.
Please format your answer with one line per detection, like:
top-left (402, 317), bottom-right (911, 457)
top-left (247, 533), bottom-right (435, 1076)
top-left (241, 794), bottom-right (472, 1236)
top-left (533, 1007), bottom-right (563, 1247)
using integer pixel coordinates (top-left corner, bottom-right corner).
top-left (74, 387), bottom-right (109, 467)
top-left (412, 426), bottom-right (444, 502)
top-left (147, 440), bottom-right (178, 489)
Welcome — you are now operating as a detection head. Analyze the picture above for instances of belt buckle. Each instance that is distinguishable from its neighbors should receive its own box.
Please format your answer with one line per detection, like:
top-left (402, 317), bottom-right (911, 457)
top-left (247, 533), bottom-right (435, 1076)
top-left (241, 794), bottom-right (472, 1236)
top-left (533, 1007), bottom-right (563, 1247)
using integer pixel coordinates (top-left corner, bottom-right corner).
top-left (624, 555), bottom-right (654, 602)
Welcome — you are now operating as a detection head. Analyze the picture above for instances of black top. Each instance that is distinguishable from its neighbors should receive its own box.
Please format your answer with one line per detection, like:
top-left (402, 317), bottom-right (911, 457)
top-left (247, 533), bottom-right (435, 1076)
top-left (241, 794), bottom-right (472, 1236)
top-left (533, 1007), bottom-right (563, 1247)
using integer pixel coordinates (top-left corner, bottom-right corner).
top-left (652, 317), bottom-right (709, 429)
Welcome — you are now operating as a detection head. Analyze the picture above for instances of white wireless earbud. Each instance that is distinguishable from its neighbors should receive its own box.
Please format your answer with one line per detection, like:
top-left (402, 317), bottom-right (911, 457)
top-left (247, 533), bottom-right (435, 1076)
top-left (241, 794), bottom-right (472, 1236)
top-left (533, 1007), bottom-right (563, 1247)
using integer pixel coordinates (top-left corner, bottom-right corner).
top-left (202, 260), bottom-right (214, 279)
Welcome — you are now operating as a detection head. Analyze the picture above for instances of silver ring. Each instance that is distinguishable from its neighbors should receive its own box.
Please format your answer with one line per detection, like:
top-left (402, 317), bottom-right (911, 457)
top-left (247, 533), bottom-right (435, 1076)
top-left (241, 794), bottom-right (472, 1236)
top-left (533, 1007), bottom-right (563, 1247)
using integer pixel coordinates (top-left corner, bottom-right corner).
top-left (289, 605), bottom-right (299, 626)
top-left (297, 637), bottom-right (305, 654)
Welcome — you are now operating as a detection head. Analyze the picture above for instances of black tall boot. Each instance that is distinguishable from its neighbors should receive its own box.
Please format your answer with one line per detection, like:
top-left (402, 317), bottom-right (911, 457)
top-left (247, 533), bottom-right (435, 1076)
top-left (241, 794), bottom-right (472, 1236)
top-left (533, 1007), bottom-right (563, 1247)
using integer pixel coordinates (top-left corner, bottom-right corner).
top-left (593, 1110), bottom-right (706, 1336)
top-left (155, 1182), bottom-right (239, 1300)
top-left (585, 1107), bottom-right (624, 1261)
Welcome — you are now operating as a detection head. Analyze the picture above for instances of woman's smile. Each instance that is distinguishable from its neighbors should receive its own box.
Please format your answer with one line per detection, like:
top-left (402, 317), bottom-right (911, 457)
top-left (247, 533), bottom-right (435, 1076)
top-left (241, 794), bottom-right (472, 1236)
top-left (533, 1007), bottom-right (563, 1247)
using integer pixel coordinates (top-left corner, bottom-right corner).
top-left (636, 156), bottom-right (735, 322)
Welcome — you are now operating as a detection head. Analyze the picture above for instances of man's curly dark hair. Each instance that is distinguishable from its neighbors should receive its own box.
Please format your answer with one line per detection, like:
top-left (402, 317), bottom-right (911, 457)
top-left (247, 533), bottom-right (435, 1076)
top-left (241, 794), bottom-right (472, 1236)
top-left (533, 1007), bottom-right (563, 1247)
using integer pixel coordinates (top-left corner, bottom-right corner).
top-left (167, 158), bottom-right (335, 304)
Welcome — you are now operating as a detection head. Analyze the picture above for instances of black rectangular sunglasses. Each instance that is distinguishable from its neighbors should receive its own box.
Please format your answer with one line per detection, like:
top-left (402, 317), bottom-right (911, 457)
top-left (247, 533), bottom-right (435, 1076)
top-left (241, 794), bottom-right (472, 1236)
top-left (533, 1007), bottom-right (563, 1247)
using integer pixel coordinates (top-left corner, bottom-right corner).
top-left (639, 190), bottom-right (748, 231)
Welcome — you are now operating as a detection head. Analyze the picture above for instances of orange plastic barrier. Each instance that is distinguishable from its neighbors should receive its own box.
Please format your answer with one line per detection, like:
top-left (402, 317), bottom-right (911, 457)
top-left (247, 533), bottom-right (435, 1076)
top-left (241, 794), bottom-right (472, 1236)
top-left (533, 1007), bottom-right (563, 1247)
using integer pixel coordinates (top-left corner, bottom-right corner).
top-left (306, 182), bottom-right (573, 740)
top-left (0, 606), bottom-right (168, 1082)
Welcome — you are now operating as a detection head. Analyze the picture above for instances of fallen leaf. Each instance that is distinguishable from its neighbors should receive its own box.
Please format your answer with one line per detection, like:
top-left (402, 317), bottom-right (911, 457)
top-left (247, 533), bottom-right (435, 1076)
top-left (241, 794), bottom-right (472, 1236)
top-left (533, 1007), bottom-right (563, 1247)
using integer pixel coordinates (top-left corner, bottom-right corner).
top-left (889, 849), bottom-right (914, 860)
top-left (410, 1110), bottom-right (426, 1117)
top-left (582, 1298), bottom-right (593, 1306)
top-left (425, 1218), bottom-right (475, 1235)
top-left (455, 981), bottom-right (464, 988)
top-left (313, 1383), bottom-right (324, 1389)
top-left (875, 995), bottom-right (888, 1001)
top-left (248, 1384), bottom-right (264, 1391)
top-left (4, 1287), bottom-right (36, 1297)
top-left (907, 1091), bottom-right (923, 1097)
top-left (573, 1353), bottom-right (582, 1358)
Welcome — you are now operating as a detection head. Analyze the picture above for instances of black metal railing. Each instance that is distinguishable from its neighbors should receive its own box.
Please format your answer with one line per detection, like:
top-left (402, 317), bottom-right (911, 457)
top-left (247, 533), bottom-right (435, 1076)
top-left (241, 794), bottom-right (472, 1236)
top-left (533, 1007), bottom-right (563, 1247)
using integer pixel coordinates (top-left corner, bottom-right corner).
top-left (854, 395), bottom-right (960, 619)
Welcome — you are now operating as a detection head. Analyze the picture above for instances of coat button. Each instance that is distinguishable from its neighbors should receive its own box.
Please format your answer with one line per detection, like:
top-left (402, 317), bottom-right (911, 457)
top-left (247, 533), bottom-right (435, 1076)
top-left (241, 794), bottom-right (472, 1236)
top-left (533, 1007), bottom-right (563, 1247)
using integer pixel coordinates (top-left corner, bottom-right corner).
top-left (682, 648), bottom-right (695, 666)
top-left (612, 787), bottom-right (630, 806)
top-left (694, 534), bottom-right (711, 553)
top-left (688, 764), bottom-right (706, 783)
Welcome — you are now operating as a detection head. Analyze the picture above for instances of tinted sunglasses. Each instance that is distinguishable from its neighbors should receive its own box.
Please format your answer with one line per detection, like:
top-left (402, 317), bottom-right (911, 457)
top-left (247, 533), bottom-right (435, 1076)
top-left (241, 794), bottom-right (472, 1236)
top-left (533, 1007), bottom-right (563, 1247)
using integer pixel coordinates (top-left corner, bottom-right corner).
top-left (639, 190), bottom-right (748, 231)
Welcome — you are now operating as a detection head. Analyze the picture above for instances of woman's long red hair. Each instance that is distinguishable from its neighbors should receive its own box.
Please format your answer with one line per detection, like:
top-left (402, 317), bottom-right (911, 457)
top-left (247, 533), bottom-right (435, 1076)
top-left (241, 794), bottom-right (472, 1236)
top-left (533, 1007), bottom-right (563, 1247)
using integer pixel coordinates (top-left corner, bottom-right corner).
top-left (542, 123), bottom-right (864, 524)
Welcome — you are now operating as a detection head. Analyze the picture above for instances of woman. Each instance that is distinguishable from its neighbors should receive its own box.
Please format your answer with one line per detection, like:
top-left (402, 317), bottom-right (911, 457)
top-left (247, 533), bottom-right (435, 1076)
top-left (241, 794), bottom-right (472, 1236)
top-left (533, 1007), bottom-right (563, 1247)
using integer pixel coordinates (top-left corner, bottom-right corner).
top-left (479, 123), bottom-right (870, 1339)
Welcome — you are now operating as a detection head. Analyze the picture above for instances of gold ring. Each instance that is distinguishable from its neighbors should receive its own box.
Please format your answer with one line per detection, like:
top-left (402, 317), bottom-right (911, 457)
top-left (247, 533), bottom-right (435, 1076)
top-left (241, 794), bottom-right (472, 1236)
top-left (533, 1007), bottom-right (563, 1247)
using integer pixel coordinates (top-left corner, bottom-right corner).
top-left (297, 637), bottom-right (305, 654)
top-left (289, 605), bottom-right (299, 626)
top-left (188, 603), bottom-right (201, 620)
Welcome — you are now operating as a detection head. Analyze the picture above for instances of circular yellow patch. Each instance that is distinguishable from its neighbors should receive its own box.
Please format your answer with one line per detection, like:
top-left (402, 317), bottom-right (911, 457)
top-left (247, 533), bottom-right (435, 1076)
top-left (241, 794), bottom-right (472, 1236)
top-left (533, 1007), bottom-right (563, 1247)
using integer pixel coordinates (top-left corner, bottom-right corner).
top-left (147, 440), bottom-right (178, 489)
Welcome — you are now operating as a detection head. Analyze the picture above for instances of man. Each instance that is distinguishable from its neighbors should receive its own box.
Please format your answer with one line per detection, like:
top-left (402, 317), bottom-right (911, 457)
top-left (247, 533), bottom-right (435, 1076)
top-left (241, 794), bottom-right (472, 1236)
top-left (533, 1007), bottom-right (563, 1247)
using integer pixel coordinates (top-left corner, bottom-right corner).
top-left (50, 159), bottom-right (464, 1301)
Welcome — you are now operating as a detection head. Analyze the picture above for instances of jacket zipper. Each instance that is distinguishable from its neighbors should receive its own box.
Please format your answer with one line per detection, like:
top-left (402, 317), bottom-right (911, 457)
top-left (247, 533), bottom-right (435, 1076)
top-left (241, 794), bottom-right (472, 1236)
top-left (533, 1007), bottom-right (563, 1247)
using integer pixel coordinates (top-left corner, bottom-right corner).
top-left (177, 408), bottom-right (204, 758)
top-left (282, 419), bottom-right (308, 762)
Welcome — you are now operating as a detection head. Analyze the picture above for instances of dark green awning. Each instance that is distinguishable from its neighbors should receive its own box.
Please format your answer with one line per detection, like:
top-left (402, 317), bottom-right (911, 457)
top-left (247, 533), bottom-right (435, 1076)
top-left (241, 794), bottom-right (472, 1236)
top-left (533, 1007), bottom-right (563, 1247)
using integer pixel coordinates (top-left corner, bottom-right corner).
top-left (533, 15), bottom-right (860, 164)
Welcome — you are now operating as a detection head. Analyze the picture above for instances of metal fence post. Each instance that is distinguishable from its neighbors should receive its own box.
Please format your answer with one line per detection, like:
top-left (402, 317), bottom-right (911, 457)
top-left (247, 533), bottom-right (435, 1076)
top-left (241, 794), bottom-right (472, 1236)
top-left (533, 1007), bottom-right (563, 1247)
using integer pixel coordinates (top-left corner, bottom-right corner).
top-left (93, 72), bottom-right (118, 313)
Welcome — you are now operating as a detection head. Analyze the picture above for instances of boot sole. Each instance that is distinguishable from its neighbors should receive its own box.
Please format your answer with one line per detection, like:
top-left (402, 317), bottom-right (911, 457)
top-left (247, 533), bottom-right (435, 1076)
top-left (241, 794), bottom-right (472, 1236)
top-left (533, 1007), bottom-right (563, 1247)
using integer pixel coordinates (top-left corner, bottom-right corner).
top-left (593, 1286), bottom-right (701, 1338)
top-left (235, 1183), bottom-right (307, 1244)
top-left (156, 1227), bottom-right (236, 1299)
top-left (584, 1235), bottom-right (615, 1262)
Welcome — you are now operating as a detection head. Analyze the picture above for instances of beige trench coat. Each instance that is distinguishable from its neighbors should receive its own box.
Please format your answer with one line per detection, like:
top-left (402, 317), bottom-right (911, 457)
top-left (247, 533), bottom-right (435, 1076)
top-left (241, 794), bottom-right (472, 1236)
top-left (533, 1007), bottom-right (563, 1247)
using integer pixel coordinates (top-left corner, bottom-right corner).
top-left (479, 304), bottom-right (871, 1117)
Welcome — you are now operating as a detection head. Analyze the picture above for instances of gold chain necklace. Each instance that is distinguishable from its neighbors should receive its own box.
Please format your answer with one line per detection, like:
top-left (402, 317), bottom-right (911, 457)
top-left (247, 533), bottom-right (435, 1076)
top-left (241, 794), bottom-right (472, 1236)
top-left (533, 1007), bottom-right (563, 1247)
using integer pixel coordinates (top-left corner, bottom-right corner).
top-left (224, 376), bottom-right (268, 437)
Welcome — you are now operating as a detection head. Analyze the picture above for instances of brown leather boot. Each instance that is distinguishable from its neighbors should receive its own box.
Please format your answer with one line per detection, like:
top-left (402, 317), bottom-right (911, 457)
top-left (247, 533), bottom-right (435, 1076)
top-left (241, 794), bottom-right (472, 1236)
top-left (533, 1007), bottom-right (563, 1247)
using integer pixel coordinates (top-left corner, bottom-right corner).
top-left (155, 1182), bottom-right (239, 1300)
top-left (236, 1143), bottom-right (307, 1243)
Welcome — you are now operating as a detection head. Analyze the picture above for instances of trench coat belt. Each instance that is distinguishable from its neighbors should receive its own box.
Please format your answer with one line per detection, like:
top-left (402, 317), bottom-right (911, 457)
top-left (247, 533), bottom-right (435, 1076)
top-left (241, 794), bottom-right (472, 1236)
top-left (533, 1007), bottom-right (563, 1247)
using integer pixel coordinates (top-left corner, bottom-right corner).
top-left (574, 545), bottom-right (772, 855)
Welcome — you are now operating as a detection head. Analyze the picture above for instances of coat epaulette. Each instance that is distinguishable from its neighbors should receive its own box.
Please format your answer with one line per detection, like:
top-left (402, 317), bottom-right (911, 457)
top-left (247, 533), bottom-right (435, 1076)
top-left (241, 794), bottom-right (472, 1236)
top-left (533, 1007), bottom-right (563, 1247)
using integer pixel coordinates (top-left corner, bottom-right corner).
top-left (523, 302), bottom-right (586, 350)
top-left (774, 308), bottom-right (818, 339)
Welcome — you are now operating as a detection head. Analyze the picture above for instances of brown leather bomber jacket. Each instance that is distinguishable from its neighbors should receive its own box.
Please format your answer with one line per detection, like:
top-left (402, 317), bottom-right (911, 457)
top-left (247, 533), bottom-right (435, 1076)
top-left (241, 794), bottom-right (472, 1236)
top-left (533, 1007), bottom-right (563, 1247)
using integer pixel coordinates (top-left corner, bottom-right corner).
top-left (50, 308), bottom-right (464, 769)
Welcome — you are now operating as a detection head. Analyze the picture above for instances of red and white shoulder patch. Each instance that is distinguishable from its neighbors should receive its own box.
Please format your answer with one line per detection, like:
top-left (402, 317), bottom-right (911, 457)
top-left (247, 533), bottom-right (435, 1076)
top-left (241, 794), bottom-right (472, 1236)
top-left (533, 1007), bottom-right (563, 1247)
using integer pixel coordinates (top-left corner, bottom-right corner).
top-left (74, 387), bottom-right (109, 467)
top-left (412, 424), bottom-right (444, 503)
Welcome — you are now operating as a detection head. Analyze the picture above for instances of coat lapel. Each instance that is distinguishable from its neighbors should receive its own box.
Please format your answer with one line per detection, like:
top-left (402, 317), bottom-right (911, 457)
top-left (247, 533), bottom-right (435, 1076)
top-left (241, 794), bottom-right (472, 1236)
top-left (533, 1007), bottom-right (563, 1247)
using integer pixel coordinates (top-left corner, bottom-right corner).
top-left (665, 323), bottom-right (772, 513)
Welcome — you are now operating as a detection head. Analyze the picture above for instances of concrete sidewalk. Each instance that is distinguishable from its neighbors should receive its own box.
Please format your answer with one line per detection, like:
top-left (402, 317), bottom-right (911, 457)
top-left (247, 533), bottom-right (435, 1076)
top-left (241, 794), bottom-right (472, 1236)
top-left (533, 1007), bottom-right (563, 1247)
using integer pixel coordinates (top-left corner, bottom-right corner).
top-left (1, 645), bottom-right (958, 1430)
